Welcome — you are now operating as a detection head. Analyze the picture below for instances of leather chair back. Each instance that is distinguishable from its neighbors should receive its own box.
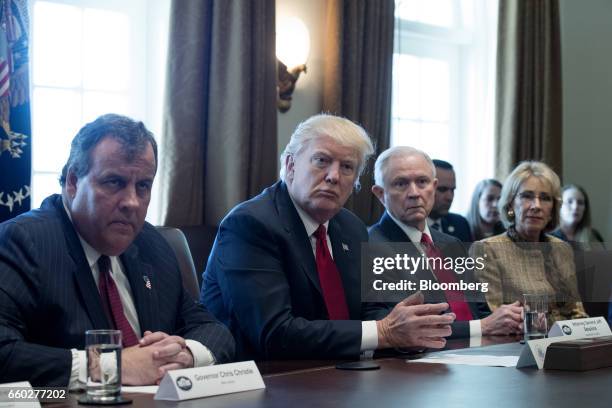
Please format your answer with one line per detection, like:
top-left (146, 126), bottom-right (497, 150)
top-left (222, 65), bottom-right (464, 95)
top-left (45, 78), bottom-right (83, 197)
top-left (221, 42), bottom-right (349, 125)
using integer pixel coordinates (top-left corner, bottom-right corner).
top-left (156, 226), bottom-right (200, 300)
top-left (179, 225), bottom-right (219, 287)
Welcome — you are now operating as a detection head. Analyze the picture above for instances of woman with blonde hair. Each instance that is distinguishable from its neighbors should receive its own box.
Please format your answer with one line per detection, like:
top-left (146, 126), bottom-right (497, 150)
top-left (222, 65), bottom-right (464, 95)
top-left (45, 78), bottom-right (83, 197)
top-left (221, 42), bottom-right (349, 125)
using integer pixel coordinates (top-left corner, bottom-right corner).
top-left (471, 161), bottom-right (587, 323)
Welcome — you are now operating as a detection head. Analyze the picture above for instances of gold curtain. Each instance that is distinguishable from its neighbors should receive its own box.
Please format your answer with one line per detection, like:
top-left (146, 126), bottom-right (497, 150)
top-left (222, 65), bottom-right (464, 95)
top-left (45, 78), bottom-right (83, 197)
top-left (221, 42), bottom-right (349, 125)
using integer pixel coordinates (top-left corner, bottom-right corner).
top-left (495, 0), bottom-right (563, 180)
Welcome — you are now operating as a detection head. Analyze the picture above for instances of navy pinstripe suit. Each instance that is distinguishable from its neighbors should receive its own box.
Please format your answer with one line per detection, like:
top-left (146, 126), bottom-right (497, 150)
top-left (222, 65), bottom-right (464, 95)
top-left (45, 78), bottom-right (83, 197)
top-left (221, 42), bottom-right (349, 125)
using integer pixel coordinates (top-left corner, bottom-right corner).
top-left (0, 194), bottom-right (234, 386)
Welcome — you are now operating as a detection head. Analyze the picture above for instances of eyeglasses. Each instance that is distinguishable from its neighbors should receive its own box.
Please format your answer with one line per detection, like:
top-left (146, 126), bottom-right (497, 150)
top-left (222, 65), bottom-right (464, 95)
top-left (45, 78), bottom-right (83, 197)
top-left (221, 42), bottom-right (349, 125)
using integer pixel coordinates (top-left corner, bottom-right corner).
top-left (517, 191), bottom-right (554, 205)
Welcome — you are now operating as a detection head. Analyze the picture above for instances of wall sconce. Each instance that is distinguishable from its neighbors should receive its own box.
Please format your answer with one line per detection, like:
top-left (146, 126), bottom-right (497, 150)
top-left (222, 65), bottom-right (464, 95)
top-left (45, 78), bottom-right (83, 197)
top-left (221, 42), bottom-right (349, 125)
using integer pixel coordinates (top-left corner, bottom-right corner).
top-left (276, 16), bottom-right (310, 113)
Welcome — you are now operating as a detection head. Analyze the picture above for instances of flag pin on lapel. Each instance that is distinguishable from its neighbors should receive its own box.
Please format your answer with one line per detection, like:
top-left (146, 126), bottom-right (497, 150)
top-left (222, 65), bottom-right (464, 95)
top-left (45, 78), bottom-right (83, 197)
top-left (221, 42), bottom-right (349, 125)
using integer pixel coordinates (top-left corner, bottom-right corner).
top-left (342, 243), bottom-right (349, 251)
top-left (143, 275), bottom-right (152, 290)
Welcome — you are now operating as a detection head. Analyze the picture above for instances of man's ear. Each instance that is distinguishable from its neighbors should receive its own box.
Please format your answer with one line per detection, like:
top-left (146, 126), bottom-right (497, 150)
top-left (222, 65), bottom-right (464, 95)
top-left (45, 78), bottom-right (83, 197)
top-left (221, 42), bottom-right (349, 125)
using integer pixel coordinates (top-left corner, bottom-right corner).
top-left (372, 185), bottom-right (385, 206)
top-left (432, 178), bottom-right (438, 190)
top-left (285, 155), bottom-right (295, 183)
top-left (65, 169), bottom-right (78, 199)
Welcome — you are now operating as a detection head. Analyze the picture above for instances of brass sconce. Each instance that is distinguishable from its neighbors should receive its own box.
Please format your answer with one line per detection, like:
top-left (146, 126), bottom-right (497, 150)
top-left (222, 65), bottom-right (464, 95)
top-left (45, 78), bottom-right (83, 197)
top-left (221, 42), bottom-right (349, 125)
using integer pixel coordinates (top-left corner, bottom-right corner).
top-left (277, 60), bottom-right (306, 113)
top-left (276, 16), bottom-right (310, 113)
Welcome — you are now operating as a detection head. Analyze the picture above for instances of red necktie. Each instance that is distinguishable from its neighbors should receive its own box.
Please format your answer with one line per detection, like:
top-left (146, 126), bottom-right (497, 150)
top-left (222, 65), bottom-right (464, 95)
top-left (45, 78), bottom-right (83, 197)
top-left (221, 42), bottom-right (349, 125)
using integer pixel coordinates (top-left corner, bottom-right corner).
top-left (420, 233), bottom-right (473, 321)
top-left (314, 225), bottom-right (350, 320)
top-left (97, 255), bottom-right (139, 347)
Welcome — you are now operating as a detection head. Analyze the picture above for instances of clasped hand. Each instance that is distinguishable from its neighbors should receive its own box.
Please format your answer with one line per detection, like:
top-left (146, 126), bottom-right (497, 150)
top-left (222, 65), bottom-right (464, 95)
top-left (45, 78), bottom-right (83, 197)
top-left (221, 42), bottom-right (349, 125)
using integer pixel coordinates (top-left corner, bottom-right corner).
top-left (480, 301), bottom-right (523, 335)
top-left (122, 331), bottom-right (194, 385)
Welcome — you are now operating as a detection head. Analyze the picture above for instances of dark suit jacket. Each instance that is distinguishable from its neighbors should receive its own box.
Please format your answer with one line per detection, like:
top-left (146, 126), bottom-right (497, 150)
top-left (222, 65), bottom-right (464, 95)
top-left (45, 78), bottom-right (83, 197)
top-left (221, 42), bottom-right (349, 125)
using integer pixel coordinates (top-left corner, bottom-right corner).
top-left (201, 181), bottom-right (389, 360)
top-left (368, 212), bottom-right (490, 338)
top-left (440, 212), bottom-right (473, 242)
top-left (0, 195), bottom-right (234, 387)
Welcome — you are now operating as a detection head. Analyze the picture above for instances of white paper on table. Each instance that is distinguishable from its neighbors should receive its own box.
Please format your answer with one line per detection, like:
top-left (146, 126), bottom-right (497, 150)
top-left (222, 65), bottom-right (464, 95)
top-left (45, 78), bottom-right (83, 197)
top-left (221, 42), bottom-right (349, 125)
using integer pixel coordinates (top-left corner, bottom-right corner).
top-left (121, 386), bottom-right (159, 394)
top-left (409, 354), bottom-right (519, 367)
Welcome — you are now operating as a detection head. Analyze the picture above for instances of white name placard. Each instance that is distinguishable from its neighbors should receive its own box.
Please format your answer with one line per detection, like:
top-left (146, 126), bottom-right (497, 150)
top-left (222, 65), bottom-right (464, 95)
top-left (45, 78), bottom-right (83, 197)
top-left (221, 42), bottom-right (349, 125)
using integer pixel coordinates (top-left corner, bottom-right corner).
top-left (548, 317), bottom-right (612, 338)
top-left (516, 335), bottom-right (582, 369)
top-left (154, 361), bottom-right (265, 401)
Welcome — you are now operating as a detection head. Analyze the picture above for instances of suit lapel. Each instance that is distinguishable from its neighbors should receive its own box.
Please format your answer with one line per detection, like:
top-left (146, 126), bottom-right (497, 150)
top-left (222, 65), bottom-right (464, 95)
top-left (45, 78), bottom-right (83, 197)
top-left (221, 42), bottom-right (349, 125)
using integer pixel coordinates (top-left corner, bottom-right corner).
top-left (121, 245), bottom-right (157, 334)
top-left (441, 216), bottom-right (451, 235)
top-left (378, 212), bottom-right (413, 242)
top-left (48, 195), bottom-right (110, 330)
top-left (328, 219), bottom-right (360, 318)
top-left (377, 211), bottom-right (439, 284)
top-left (274, 182), bottom-right (322, 295)
top-left (431, 229), bottom-right (452, 245)
top-left (378, 212), bottom-right (424, 258)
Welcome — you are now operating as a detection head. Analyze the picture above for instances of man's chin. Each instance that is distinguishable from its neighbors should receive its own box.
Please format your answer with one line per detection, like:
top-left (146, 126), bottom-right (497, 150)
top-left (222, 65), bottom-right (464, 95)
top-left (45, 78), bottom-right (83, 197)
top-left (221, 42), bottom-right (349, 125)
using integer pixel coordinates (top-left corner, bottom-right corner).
top-left (101, 234), bottom-right (135, 256)
top-left (398, 213), bottom-right (426, 227)
top-left (306, 200), bottom-right (341, 223)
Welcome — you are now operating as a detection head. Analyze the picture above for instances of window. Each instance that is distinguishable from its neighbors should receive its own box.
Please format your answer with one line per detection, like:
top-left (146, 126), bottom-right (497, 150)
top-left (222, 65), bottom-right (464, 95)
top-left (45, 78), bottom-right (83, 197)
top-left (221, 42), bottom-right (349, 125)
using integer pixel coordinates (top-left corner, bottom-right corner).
top-left (31, 0), bottom-right (169, 223)
top-left (392, 0), bottom-right (498, 214)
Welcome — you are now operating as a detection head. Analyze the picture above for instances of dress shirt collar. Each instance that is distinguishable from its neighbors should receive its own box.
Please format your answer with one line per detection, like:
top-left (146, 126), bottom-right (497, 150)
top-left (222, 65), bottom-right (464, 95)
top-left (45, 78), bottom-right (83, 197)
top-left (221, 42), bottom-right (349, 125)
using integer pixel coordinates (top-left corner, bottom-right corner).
top-left (427, 216), bottom-right (441, 228)
top-left (288, 192), bottom-right (330, 237)
top-left (389, 212), bottom-right (433, 243)
top-left (62, 197), bottom-right (106, 269)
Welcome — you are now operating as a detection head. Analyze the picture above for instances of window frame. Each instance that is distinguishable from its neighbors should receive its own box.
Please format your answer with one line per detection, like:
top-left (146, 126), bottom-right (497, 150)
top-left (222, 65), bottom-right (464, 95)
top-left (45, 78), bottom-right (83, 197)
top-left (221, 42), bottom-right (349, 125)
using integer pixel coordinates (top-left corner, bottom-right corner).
top-left (390, 0), bottom-right (497, 215)
top-left (30, 0), bottom-right (169, 223)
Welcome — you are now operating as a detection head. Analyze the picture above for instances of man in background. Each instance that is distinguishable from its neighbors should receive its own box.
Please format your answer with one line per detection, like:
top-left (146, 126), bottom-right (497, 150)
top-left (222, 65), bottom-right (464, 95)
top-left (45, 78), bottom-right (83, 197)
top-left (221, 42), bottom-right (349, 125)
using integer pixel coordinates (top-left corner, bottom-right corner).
top-left (429, 159), bottom-right (473, 242)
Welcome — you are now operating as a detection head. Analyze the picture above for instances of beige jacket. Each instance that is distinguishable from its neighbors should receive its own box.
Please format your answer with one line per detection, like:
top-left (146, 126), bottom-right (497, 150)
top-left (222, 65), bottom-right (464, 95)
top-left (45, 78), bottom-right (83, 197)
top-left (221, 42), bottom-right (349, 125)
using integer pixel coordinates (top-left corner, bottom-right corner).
top-left (470, 232), bottom-right (587, 323)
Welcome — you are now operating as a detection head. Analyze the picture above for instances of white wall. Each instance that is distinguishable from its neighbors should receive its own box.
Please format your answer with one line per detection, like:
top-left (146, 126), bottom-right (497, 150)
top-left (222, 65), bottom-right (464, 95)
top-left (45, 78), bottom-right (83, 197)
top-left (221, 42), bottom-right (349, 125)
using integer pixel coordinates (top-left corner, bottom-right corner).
top-left (560, 0), bottom-right (612, 241)
top-left (276, 0), bottom-right (327, 162)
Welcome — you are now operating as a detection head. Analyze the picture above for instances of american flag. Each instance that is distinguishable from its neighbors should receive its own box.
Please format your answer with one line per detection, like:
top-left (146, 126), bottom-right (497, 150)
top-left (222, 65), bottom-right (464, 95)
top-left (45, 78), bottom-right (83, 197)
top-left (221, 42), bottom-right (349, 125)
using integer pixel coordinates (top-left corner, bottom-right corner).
top-left (0, 59), bottom-right (8, 97)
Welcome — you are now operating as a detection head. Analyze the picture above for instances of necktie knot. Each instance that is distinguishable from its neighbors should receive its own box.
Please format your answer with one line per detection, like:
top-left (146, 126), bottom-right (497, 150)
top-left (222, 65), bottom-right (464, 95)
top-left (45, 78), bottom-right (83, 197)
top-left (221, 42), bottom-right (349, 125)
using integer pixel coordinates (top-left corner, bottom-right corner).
top-left (314, 225), bottom-right (327, 242)
top-left (420, 232), bottom-right (433, 246)
top-left (98, 255), bottom-right (111, 275)
top-left (420, 233), bottom-right (437, 257)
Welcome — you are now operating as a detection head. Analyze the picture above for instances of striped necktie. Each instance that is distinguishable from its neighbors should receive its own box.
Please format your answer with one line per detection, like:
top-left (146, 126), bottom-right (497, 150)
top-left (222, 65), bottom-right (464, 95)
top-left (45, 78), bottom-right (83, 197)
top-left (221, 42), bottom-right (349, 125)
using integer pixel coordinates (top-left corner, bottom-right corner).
top-left (420, 233), bottom-right (473, 321)
top-left (97, 255), bottom-right (139, 347)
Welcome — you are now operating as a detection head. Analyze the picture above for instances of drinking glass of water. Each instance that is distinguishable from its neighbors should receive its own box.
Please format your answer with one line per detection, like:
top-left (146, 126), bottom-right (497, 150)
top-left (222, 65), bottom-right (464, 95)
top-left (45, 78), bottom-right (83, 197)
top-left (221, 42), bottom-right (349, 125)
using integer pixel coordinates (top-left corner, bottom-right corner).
top-left (85, 330), bottom-right (122, 402)
top-left (523, 294), bottom-right (549, 341)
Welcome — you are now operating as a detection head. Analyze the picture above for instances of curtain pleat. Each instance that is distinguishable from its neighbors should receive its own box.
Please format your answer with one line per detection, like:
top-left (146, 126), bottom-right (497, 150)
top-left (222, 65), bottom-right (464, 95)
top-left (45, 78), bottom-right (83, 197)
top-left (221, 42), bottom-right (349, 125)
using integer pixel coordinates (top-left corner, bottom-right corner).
top-left (495, 0), bottom-right (563, 180)
top-left (322, 0), bottom-right (395, 226)
top-left (160, 0), bottom-right (277, 227)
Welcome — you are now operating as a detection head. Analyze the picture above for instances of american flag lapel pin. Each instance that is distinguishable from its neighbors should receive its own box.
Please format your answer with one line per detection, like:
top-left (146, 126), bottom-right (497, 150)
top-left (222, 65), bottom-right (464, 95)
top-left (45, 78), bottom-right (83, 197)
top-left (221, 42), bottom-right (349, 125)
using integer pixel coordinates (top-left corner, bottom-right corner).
top-left (143, 275), bottom-right (152, 290)
top-left (342, 243), bottom-right (349, 251)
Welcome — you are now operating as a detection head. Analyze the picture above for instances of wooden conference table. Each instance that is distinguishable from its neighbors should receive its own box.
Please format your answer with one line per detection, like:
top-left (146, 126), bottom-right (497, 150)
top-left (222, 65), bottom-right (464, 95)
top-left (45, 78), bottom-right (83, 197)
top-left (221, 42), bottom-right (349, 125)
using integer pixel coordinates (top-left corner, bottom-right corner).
top-left (50, 337), bottom-right (612, 407)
